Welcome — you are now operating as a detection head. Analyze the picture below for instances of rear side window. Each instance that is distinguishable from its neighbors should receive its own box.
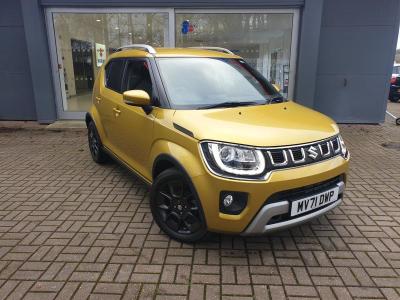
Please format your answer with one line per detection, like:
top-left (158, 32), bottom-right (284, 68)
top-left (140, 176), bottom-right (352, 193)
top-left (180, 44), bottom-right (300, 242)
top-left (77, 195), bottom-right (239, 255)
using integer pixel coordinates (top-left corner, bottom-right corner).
top-left (105, 59), bottom-right (125, 92)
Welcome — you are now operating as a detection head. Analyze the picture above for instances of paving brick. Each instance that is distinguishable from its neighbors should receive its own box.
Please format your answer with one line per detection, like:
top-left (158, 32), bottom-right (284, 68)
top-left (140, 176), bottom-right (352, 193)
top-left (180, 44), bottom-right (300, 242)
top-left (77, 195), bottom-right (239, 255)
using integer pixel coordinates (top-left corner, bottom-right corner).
top-left (0, 121), bottom-right (398, 299)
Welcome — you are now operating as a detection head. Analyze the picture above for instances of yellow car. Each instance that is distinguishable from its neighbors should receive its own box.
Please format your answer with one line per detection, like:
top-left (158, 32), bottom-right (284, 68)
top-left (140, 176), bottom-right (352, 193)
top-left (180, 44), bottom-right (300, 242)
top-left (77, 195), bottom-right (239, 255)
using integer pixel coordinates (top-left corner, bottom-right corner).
top-left (86, 45), bottom-right (350, 242)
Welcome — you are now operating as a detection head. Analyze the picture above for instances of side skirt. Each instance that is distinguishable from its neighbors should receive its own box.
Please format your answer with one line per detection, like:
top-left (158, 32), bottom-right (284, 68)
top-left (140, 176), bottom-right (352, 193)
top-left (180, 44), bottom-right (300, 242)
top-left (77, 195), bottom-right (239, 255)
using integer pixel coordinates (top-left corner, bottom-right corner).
top-left (103, 146), bottom-right (152, 187)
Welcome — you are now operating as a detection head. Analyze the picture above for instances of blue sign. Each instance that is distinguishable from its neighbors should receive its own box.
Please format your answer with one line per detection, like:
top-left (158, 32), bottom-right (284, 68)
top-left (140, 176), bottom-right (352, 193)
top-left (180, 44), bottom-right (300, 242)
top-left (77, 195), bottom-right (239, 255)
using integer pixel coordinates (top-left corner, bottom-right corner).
top-left (182, 20), bottom-right (190, 34)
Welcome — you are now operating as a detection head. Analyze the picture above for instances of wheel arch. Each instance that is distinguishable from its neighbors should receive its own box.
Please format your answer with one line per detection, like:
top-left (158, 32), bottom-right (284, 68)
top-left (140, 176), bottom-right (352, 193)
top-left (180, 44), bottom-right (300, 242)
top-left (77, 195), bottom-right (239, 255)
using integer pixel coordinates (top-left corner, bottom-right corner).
top-left (151, 153), bottom-right (208, 230)
top-left (152, 154), bottom-right (191, 181)
top-left (85, 107), bottom-right (107, 144)
top-left (85, 112), bottom-right (93, 127)
top-left (149, 139), bottom-right (206, 182)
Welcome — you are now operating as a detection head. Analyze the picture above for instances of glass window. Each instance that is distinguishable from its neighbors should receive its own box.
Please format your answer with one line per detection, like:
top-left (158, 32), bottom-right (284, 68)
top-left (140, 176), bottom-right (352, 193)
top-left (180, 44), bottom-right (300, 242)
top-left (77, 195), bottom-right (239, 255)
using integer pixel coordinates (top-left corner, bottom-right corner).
top-left (175, 13), bottom-right (294, 99)
top-left (123, 60), bottom-right (153, 97)
top-left (157, 57), bottom-right (279, 109)
top-left (105, 59), bottom-right (125, 92)
top-left (52, 12), bottom-right (169, 112)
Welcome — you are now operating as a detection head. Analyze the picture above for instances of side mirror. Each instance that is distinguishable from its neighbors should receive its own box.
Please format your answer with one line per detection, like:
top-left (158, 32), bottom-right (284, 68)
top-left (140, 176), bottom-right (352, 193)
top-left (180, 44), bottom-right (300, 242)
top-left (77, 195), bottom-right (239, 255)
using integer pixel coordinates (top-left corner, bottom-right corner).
top-left (123, 90), bottom-right (151, 106)
top-left (272, 84), bottom-right (281, 93)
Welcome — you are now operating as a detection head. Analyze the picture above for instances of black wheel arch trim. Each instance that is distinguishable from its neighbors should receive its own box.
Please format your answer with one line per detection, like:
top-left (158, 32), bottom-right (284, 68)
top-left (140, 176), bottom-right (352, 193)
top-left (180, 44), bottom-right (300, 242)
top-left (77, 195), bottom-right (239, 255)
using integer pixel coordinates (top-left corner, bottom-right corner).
top-left (85, 112), bottom-right (93, 127)
top-left (152, 153), bottom-right (208, 229)
top-left (86, 112), bottom-right (99, 129)
top-left (153, 154), bottom-right (190, 181)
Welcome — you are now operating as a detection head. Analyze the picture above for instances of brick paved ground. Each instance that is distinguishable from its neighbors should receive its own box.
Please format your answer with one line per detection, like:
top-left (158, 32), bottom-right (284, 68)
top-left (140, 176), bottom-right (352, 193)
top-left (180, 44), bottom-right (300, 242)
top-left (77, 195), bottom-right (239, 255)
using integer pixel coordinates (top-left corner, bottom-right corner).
top-left (0, 107), bottom-right (399, 299)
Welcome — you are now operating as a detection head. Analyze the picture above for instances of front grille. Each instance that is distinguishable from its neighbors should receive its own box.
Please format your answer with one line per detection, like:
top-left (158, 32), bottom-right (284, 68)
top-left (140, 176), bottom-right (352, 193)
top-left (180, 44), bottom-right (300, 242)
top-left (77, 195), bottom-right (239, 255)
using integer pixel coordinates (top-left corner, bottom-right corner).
top-left (291, 148), bottom-right (304, 161)
top-left (319, 142), bottom-right (330, 156)
top-left (262, 136), bottom-right (341, 171)
top-left (268, 150), bottom-right (287, 165)
top-left (331, 139), bottom-right (339, 152)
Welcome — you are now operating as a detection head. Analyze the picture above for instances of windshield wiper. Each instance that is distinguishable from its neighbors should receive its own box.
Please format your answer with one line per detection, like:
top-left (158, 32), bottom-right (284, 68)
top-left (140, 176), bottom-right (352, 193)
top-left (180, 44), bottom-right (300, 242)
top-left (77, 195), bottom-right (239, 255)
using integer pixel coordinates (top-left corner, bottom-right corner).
top-left (198, 101), bottom-right (262, 110)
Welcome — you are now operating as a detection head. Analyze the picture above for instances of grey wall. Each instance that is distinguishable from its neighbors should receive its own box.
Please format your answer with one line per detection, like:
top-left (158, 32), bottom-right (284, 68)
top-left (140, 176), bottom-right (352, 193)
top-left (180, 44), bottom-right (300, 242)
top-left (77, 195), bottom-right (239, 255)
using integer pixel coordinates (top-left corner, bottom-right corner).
top-left (0, 0), bottom-right (36, 120)
top-left (3, 0), bottom-right (399, 123)
top-left (314, 0), bottom-right (400, 123)
top-left (294, 0), bottom-right (324, 108)
top-left (21, 0), bottom-right (57, 123)
top-left (40, 0), bottom-right (304, 8)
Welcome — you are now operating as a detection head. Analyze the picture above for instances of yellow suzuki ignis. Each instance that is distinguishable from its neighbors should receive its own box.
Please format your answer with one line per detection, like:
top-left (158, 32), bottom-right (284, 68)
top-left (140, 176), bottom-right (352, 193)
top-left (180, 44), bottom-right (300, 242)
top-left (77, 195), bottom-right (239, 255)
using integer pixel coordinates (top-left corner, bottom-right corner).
top-left (86, 45), bottom-right (350, 242)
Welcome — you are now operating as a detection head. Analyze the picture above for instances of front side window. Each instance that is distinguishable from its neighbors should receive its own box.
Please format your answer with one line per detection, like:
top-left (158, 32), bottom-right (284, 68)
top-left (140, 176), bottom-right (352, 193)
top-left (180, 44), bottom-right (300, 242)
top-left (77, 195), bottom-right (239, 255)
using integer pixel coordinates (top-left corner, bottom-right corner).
top-left (123, 60), bottom-right (153, 97)
top-left (157, 57), bottom-right (281, 109)
top-left (105, 59), bottom-right (125, 92)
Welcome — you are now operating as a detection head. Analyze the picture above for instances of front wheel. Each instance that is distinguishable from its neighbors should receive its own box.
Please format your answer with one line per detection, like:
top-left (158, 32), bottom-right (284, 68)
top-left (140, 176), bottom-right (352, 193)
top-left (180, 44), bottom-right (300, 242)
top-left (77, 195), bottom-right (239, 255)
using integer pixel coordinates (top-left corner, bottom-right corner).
top-left (150, 168), bottom-right (207, 243)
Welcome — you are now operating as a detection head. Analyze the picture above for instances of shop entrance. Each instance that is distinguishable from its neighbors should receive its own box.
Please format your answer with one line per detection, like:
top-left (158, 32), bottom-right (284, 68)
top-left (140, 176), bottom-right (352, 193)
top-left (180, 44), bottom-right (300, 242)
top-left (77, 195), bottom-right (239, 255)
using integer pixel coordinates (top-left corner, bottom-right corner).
top-left (46, 8), bottom-right (298, 119)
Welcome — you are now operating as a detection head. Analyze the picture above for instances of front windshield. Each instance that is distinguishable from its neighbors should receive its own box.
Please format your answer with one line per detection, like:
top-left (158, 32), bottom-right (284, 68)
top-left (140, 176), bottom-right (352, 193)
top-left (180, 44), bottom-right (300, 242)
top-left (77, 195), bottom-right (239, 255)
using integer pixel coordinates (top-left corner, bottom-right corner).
top-left (157, 57), bottom-right (281, 109)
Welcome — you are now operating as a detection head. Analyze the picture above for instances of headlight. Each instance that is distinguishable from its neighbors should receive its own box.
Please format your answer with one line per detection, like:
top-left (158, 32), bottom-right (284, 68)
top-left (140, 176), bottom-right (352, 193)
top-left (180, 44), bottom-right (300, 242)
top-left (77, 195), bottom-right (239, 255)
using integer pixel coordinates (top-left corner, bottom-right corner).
top-left (338, 135), bottom-right (349, 159)
top-left (200, 142), bottom-right (266, 178)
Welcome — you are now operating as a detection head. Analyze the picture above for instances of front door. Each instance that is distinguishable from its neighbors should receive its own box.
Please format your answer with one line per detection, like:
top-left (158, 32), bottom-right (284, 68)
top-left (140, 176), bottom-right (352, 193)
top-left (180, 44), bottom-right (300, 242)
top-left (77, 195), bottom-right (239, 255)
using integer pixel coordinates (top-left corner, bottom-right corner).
top-left (109, 59), bottom-right (157, 179)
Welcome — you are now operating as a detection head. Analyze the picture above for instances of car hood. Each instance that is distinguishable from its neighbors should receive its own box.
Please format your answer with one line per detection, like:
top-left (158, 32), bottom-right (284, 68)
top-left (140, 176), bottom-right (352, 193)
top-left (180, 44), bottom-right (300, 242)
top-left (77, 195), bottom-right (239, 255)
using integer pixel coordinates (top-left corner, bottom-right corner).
top-left (172, 101), bottom-right (339, 147)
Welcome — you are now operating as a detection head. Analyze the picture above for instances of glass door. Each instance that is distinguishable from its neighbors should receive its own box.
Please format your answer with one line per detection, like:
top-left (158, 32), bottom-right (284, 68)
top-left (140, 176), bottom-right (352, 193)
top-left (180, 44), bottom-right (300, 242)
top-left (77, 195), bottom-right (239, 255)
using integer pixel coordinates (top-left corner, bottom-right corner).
top-left (175, 10), bottom-right (298, 99)
top-left (46, 8), bottom-right (298, 119)
top-left (46, 9), bottom-right (173, 119)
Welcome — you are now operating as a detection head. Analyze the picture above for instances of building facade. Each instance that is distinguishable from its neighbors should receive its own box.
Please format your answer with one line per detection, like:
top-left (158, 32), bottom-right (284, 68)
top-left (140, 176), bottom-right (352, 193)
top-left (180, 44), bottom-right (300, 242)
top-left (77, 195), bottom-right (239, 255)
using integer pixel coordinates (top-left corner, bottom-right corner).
top-left (1, 0), bottom-right (399, 123)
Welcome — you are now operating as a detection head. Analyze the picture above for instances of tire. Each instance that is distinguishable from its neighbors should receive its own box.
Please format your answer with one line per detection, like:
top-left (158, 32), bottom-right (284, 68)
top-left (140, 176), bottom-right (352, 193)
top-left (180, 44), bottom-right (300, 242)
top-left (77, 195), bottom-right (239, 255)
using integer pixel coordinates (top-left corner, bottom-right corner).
top-left (87, 121), bottom-right (108, 164)
top-left (396, 118), bottom-right (400, 126)
top-left (150, 168), bottom-right (208, 243)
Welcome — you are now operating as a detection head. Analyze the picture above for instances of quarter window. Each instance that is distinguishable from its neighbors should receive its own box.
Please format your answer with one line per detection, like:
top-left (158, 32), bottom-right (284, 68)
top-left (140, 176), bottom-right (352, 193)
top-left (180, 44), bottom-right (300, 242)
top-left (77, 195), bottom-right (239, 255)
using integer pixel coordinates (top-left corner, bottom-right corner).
top-left (105, 59), bottom-right (125, 92)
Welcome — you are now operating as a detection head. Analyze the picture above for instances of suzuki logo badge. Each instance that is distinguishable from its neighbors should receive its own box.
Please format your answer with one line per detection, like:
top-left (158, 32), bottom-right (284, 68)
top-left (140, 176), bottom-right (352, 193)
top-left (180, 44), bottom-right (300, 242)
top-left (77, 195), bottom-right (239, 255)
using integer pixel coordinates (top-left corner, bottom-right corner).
top-left (307, 146), bottom-right (319, 160)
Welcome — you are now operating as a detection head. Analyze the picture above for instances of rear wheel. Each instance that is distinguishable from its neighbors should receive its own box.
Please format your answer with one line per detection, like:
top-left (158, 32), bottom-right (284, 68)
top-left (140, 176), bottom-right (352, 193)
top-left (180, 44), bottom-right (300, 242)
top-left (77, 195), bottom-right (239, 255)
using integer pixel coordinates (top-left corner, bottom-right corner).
top-left (87, 121), bottom-right (108, 163)
top-left (150, 168), bottom-right (207, 243)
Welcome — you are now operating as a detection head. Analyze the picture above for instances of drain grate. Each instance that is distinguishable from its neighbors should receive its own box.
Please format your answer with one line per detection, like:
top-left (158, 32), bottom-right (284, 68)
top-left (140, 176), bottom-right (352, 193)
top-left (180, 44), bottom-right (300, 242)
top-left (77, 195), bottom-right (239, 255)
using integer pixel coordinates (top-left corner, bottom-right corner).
top-left (381, 142), bottom-right (400, 150)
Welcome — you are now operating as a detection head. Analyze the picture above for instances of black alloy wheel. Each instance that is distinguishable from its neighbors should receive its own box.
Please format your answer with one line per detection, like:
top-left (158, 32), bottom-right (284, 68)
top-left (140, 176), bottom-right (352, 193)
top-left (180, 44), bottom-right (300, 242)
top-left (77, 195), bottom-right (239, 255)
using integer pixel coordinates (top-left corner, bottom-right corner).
top-left (87, 121), bottom-right (108, 163)
top-left (150, 168), bottom-right (207, 242)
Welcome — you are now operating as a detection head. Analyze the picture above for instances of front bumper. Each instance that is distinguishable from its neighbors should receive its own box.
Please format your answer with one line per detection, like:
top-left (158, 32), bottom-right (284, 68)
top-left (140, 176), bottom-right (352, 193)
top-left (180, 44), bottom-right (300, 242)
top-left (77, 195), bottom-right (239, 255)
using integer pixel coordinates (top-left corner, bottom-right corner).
top-left (192, 155), bottom-right (349, 234)
top-left (241, 181), bottom-right (344, 235)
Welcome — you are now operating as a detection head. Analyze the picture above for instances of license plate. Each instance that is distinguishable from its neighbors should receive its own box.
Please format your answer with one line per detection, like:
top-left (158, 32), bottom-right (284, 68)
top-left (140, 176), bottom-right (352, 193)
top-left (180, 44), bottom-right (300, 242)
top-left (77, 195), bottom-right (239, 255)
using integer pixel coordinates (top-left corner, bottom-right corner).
top-left (290, 187), bottom-right (339, 217)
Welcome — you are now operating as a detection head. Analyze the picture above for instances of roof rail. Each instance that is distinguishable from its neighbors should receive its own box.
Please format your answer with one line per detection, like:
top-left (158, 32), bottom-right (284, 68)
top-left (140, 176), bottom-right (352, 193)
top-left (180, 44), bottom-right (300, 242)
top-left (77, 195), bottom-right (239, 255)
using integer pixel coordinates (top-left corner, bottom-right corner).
top-left (188, 46), bottom-right (234, 55)
top-left (116, 44), bottom-right (156, 54)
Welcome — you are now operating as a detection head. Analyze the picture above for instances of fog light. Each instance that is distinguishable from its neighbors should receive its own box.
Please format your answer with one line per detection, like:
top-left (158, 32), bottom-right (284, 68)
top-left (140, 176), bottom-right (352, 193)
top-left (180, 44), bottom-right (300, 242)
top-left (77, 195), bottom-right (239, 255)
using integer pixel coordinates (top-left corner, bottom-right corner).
top-left (219, 191), bottom-right (248, 215)
top-left (223, 194), bottom-right (234, 207)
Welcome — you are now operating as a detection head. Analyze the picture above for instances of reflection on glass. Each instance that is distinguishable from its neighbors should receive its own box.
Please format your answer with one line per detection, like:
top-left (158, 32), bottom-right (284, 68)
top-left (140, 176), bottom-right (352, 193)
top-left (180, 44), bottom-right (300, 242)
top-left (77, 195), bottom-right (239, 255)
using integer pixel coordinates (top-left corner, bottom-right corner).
top-left (175, 13), bottom-right (293, 98)
top-left (157, 57), bottom-right (275, 109)
top-left (53, 13), bottom-right (168, 112)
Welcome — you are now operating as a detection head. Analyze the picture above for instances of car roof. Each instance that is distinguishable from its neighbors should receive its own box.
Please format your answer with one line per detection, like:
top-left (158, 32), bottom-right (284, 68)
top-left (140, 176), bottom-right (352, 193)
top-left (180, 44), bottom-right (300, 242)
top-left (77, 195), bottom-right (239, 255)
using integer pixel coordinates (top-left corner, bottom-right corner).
top-left (107, 47), bottom-right (242, 60)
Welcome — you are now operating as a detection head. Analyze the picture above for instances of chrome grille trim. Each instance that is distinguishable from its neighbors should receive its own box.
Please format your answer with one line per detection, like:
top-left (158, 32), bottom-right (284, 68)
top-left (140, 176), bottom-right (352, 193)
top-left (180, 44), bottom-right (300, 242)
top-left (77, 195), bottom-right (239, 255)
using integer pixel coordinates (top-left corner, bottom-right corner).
top-left (318, 142), bottom-right (331, 157)
top-left (289, 148), bottom-right (306, 164)
top-left (330, 137), bottom-right (340, 154)
top-left (261, 135), bottom-right (342, 171)
top-left (267, 150), bottom-right (289, 167)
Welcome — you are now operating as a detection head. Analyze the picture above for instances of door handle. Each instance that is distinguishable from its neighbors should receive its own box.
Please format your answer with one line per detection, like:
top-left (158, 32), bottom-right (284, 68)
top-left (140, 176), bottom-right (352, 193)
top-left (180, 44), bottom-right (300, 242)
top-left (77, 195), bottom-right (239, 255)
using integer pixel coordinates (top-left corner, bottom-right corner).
top-left (95, 96), bottom-right (101, 103)
top-left (113, 107), bottom-right (121, 117)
